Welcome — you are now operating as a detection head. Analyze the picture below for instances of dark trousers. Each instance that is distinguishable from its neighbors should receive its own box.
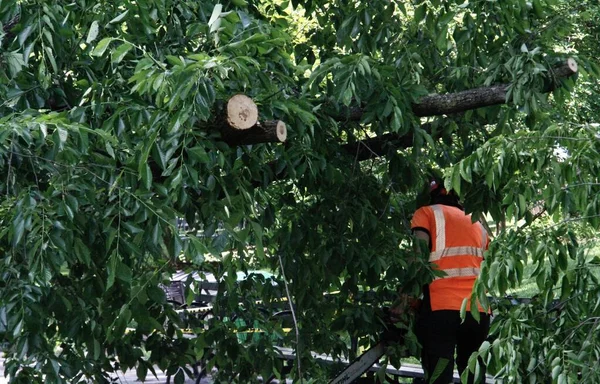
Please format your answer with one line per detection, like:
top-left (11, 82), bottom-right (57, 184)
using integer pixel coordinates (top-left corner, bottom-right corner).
top-left (416, 309), bottom-right (490, 384)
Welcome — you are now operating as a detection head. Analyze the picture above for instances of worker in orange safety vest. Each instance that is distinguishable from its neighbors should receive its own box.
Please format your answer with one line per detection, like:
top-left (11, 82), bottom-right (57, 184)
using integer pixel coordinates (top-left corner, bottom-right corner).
top-left (410, 179), bottom-right (490, 384)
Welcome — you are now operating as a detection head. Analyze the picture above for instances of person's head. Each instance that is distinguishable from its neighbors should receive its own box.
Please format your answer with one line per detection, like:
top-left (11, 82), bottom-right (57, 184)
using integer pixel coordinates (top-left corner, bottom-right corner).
top-left (428, 178), bottom-right (463, 209)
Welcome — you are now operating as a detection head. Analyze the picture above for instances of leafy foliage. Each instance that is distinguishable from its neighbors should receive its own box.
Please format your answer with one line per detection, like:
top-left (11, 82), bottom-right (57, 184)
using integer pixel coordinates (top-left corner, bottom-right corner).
top-left (0, 0), bottom-right (599, 383)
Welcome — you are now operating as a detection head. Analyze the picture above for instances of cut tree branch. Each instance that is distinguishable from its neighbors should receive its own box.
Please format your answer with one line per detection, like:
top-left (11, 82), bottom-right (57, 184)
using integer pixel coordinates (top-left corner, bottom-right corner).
top-left (216, 94), bottom-right (287, 146)
top-left (334, 58), bottom-right (578, 120)
top-left (339, 59), bottom-right (578, 160)
top-left (252, 58), bottom-right (579, 187)
top-left (413, 58), bottom-right (577, 116)
top-left (221, 120), bottom-right (287, 146)
top-left (225, 94), bottom-right (259, 129)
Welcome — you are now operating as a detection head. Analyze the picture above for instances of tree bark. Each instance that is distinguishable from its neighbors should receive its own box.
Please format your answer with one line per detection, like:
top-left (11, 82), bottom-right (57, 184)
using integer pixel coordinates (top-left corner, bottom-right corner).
top-left (221, 120), bottom-right (287, 146)
top-left (412, 59), bottom-right (577, 116)
top-left (411, 84), bottom-right (510, 117)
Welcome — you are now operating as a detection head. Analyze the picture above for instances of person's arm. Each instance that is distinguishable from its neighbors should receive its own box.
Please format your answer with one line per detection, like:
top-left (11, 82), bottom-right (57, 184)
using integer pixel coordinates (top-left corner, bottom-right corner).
top-left (413, 229), bottom-right (430, 253)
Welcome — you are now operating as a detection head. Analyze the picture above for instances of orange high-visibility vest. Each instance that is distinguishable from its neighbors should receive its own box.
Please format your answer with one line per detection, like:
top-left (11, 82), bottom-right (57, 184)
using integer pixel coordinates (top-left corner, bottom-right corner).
top-left (411, 204), bottom-right (489, 311)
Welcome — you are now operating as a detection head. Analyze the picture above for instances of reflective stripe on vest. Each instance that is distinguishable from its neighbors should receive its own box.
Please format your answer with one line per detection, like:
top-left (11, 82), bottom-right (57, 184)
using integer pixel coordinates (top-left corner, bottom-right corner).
top-left (429, 205), bottom-right (485, 280)
top-left (429, 246), bottom-right (485, 262)
top-left (434, 267), bottom-right (481, 280)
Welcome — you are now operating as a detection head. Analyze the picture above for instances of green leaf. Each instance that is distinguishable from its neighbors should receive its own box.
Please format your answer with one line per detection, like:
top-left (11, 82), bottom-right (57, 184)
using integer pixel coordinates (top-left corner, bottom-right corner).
top-left (518, 194), bottom-right (526, 216)
top-left (5, 51), bottom-right (26, 78)
top-left (470, 297), bottom-right (480, 322)
top-left (532, 0), bottom-right (544, 17)
top-left (520, 43), bottom-right (528, 53)
top-left (209, 4), bottom-right (223, 32)
top-left (559, 275), bottom-right (571, 301)
top-left (414, 4), bottom-right (427, 24)
top-left (43, 28), bottom-right (54, 48)
top-left (91, 37), bottom-right (113, 56)
top-left (551, 365), bottom-right (561, 380)
top-left (107, 254), bottom-right (117, 289)
top-left (123, 222), bottom-right (143, 234)
top-left (136, 362), bottom-right (148, 381)
top-left (206, 175), bottom-right (216, 191)
top-left (435, 28), bottom-right (447, 51)
top-left (86, 20), bottom-right (100, 43)
top-left (459, 297), bottom-right (468, 319)
top-left (451, 166), bottom-right (461, 196)
top-left (174, 370), bottom-right (185, 384)
top-left (74, 238), bottom-right (91, 266)
top-left (42, 15), bottom-right (55, 32)
top-left (108, 10), bottom-right (129, 24)
top-left (140, 163), bottom-right (152, 190)
top-left (187, 146), bottom-right (209, 163)
top-left (13, 319), bottom-right (24, 337)
top-left (459, 161), bottom-right (472, 183)
top-left (18, 24), bottom-right (34, 45)
top-left (105, 142), bottom-right (115, 159)
top-left (430, 358), bottom-right (449, 383)
top-left (11, 213), bottom-right (25, 246)
top-left (116, 261), bottom-right (133, 283)
top-left (171, 232), bottom-right (183, 259)
top-left (111, 43), bottom-right (133, 64)
top-left (557, 247), bottom-right (568, 271)
top-left (45, 46), bottom-right (58, 72)
top-left (93, 339), bottom-right (101, 360)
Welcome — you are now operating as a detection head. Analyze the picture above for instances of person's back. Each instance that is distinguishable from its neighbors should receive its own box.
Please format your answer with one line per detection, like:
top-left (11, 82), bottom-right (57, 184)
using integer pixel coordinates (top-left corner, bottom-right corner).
top-left (413, 203), bottom-right (487, 312)
top-left (410, 180), bottom-right (490, 384)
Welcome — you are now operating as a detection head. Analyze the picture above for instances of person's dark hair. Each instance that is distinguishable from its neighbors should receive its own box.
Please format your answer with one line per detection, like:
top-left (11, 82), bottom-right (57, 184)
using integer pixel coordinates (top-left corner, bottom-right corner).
top-left (429, 179), bottom-right (463, 209)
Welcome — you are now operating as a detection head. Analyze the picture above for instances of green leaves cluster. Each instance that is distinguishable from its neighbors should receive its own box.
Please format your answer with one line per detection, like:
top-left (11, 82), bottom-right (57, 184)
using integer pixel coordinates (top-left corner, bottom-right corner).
top-left (0, 0), bottom-right (599, 382)
top-left (449, 112), bottom-right (600, 383)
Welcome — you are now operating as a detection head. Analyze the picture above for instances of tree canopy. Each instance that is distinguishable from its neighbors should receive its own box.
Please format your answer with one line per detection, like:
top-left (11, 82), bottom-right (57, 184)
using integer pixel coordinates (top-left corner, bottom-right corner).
top-left (1, 0), bottom-right (599, 383)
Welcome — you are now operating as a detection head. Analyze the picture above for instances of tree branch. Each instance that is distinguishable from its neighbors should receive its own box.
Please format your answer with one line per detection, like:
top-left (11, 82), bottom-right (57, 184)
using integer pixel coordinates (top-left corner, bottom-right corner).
top-left (250, 59), bottom-right (579, 188)
top-left (220, 120), bottom-right (287, 146)
top-left (333, 58), bottom-right (578, 120)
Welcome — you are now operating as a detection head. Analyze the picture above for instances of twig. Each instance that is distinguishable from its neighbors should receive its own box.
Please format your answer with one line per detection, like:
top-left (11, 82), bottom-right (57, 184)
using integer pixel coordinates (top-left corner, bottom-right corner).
top-left (277, 252), bottom-right (302, 383)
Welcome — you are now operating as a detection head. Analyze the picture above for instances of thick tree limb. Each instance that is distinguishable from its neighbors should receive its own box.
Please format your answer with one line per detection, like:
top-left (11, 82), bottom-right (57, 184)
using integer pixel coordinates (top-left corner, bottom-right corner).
top-left (221, 120), bottom-right (287, 146)
top-left (334, 58), bottom-right (578, 120)
top-left (217, 95), bottom-right (287, 146)
top-left (226, 94), bottom-right (259, 129)
top-left (413, 59), bottom-right (577, 116)
top-left (252, 59), bottom-right (579, 187)
top-left (412, 85), bottom-right (510, 117)
top-left (339, 59), bottom-right (578, 160)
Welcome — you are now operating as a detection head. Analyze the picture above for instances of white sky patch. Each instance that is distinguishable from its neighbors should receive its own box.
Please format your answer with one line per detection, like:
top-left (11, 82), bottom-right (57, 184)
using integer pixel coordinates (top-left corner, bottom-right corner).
top-left (553, 145), bottom-right (569, 161)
